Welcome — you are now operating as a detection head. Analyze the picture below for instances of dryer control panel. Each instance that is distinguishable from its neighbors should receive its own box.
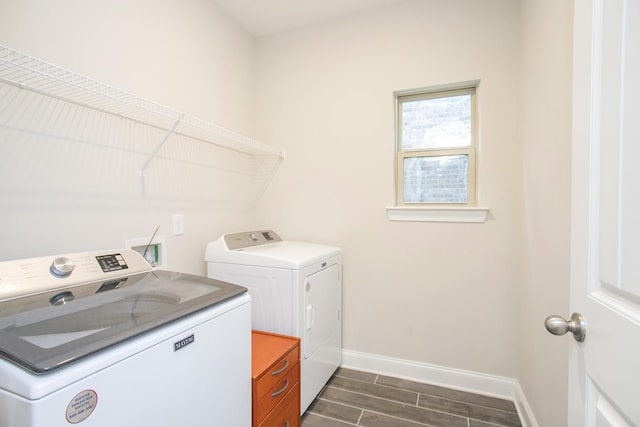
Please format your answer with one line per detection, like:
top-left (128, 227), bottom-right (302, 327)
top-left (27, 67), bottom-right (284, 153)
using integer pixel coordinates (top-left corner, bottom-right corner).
top-left (223, 230), bottom-right (282, 250)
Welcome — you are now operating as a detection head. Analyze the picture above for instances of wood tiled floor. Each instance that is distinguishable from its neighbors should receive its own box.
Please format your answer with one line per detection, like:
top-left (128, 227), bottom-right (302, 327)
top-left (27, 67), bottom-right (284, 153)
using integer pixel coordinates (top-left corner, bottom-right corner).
top-left (301, 368), bottom-right (522, 427)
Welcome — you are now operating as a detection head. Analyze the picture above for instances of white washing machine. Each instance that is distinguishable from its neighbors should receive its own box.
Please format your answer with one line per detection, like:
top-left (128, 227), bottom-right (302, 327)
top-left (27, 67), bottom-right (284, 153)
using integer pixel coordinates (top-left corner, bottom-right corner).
top-left (204, 230), bottom-right (342, 414)
top-left (0, 249), bottom-right (251, 427)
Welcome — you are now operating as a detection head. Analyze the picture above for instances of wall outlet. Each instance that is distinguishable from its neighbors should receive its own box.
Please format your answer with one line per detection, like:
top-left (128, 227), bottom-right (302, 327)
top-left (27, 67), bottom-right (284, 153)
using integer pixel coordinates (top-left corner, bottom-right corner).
top-left (173, 214), bottom-right (184, 236)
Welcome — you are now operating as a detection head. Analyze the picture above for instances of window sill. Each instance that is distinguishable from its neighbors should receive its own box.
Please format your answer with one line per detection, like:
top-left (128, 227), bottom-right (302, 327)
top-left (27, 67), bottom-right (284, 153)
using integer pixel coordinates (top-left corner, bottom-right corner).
top-left (386, 206), bottom-right (490, 223)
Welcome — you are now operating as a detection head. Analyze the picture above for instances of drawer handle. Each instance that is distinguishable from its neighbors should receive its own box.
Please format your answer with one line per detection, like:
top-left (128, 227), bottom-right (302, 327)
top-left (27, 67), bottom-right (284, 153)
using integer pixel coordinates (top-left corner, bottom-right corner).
top-left (271, 379), bottom-right (289, 397)
top-left (271, 359), bottom-right (289, 376)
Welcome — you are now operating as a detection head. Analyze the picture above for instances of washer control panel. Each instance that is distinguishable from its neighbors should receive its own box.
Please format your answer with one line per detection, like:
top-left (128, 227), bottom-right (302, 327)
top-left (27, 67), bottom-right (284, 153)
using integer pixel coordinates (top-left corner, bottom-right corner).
top-left (223, 230), bottom-right (281, 250)
top-left (0, 249), bottom-right (151, 302)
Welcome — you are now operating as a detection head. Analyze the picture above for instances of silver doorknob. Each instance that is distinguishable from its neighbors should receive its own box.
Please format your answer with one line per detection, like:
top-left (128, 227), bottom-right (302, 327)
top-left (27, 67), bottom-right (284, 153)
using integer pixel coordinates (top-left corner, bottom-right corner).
top-left (544, 312), bottom-right (586, 342)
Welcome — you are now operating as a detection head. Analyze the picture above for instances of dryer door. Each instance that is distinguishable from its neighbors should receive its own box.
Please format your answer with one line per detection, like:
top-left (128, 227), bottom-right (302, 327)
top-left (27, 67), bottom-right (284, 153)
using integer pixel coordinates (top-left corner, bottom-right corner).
top-left (303, 263), bottom-right (341, 359)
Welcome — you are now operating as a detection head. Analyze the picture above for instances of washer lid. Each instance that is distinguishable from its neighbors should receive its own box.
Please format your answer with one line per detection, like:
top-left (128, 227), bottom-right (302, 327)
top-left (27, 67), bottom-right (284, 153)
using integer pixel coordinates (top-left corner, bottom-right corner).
top-left (205, 234), bottom-right (341, 269)
top-left (0, 270), bottom-right (246, 374)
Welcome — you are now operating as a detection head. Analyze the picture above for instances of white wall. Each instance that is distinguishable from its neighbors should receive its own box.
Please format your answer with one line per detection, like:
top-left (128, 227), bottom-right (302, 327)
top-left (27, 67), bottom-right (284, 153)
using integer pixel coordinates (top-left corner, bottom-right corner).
top-left (253, 0), bottom-right (523, 377)
top-left (0, 0), bottom-right (258, 273)
top-left (518, 1), bottom-right (573, 425)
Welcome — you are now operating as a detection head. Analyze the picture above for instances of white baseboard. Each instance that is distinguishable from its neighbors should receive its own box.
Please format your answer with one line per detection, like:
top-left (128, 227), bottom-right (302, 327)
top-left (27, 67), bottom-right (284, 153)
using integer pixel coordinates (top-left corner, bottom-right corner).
top-left (514, 381), bottom-right (539, 427)
top-left (341, 349), bottom-right (538, 427)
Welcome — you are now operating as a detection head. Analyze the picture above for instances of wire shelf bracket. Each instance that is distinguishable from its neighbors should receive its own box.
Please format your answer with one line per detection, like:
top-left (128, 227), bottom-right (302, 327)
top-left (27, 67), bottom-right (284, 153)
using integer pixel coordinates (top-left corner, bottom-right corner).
top-left (140, 116), bottom-right (183, 177)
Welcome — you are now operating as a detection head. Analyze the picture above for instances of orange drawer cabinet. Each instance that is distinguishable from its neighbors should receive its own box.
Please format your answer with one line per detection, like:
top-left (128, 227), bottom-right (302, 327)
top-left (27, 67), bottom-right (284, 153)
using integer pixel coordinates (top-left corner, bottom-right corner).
top-left (251, 330), bottom-right (301, 427)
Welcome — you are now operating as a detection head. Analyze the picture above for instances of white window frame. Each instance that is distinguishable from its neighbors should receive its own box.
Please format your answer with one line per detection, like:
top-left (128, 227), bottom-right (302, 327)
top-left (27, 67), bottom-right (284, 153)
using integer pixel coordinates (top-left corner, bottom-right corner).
top-left (388, 81), bottom-right (488, 223)
top-left (396, 84), bottom-right (477, 206)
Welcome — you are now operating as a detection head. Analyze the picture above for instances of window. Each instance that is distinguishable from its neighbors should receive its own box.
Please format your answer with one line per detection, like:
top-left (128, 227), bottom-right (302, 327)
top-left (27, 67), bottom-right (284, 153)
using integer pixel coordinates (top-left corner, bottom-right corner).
top-left (395, 84), bottom-right (477, 207)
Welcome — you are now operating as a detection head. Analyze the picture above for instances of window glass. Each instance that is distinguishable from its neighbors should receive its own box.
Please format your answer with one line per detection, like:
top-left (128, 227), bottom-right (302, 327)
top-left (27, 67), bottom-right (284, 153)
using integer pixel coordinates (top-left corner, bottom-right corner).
top-left (403, 155), bottom-right (469, 204)
top-left (401, 95), bottom-right (472, 150)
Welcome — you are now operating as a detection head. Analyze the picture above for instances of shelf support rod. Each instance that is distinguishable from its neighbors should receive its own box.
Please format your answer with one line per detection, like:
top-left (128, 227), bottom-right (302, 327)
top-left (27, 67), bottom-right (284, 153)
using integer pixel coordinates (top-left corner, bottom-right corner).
top-left (140, 115), bottom-right (183, 176)
top-left (251, 154), bottom-right (285, 210)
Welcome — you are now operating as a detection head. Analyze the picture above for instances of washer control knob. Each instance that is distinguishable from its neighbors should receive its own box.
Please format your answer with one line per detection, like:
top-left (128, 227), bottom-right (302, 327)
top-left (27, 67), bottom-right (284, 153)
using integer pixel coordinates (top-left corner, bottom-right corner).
top-left (249, 233), bottom-right (260, 242)
top-left (50, 257), bottom-right (75, 277)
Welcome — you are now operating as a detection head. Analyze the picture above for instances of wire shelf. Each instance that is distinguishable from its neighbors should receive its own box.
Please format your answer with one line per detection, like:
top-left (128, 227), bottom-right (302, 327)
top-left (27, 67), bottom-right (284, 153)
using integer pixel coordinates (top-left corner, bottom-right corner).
top-left (0, 44), bottom-right (285, 160)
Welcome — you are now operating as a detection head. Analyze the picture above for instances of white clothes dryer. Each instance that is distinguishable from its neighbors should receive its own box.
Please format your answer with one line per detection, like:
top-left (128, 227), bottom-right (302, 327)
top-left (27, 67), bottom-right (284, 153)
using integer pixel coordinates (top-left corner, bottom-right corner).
top-left (204, 230), bottom-right (342, 414)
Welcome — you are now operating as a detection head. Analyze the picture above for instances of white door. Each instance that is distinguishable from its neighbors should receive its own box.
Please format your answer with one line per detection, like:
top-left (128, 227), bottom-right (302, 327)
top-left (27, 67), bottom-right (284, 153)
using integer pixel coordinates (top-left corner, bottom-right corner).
top-left (566, 0), bottom-right (640, 424)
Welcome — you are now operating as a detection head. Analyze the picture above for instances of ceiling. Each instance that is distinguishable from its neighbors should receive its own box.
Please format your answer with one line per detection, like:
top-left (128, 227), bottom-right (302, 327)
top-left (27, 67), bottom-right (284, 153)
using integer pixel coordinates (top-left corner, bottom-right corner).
top-left (213, 0), bottom-right (409, 37)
